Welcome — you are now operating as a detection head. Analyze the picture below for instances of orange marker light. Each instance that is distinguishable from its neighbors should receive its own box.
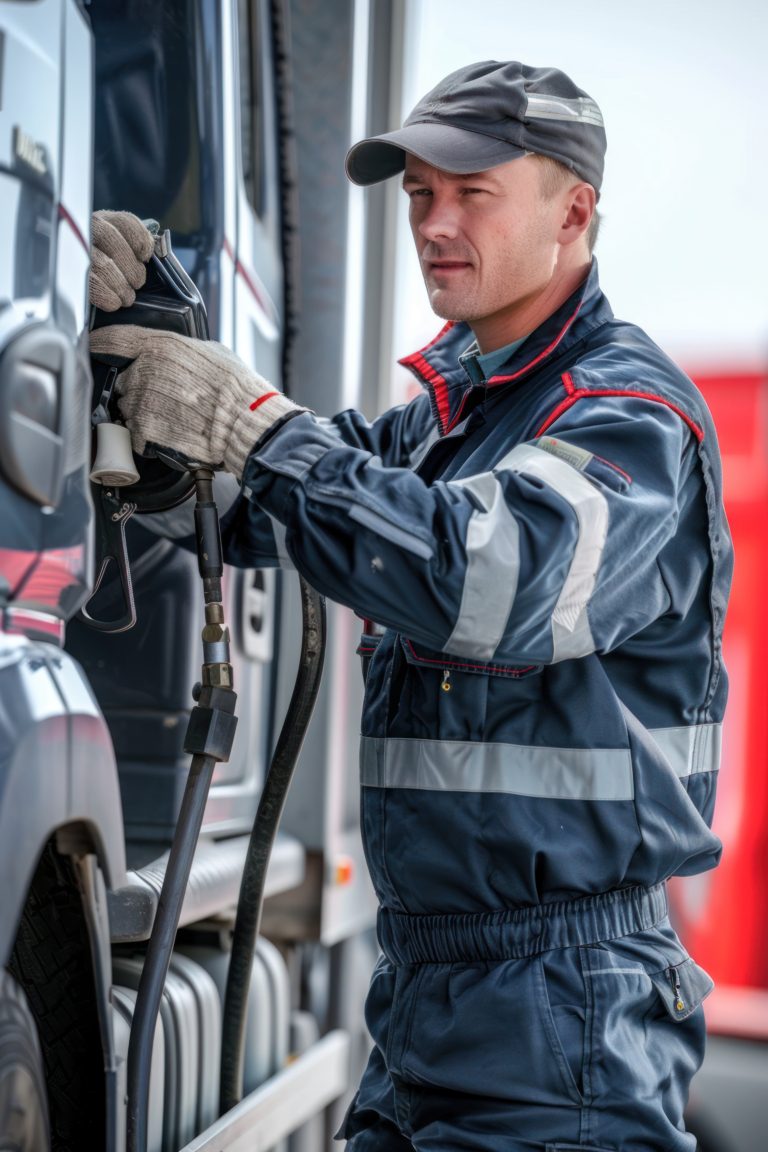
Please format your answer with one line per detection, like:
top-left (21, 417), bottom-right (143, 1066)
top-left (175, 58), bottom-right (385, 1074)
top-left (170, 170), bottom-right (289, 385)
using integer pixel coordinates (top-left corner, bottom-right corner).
top-left (333, 856), bottom-right (354, 887)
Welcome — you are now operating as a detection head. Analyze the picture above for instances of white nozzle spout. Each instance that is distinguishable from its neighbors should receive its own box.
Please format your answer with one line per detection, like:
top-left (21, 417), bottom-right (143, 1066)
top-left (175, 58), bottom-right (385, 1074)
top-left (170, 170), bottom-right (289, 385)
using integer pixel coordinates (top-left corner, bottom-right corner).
top-left (90, 422), bottom-right (140, 486)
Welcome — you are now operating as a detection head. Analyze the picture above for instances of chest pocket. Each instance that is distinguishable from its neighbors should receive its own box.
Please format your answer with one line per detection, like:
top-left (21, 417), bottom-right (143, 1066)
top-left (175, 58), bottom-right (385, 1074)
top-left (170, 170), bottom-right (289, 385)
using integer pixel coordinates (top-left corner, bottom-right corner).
top-left (393, 635), bottom-right (543, 744)
top-left (401, 636), bottom-right (542, 683)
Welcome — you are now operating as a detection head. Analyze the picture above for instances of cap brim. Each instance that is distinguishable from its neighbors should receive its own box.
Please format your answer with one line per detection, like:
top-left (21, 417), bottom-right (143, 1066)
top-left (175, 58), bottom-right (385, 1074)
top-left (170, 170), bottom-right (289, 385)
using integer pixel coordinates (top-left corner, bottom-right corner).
top-left (345, 122), bottom-right (527, 186)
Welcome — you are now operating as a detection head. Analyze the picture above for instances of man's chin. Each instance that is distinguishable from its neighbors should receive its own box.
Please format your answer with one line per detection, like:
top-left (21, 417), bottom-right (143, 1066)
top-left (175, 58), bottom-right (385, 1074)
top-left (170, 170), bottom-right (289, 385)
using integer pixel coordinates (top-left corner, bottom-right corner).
top-left (427, 291), bottom-right (472, 323)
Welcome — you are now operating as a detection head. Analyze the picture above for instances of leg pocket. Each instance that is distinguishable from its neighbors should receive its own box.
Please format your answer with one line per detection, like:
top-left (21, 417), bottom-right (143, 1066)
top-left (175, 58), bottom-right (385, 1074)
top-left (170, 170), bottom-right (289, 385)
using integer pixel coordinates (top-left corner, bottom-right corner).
top-left (399, 958), bottom-right (584, 1107)
top-left (538, 949), bottom-right (588, 1104)
top-left (582, 933), bottom-right (708, 1146)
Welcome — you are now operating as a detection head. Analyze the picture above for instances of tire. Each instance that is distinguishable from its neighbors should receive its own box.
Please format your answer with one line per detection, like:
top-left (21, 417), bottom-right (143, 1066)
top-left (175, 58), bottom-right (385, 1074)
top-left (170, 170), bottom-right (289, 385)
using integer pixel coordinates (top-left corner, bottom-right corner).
top-left (0, 970), bottom-right (50, 1152)
top-left (9, 844), bottom-right (104, 1151)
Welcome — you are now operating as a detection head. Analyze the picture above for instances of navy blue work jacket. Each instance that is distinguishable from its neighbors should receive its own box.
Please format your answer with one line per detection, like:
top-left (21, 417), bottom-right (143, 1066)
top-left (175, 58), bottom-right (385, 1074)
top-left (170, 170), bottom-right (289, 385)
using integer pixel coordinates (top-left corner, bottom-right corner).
top-left (225, 260), bottom-right (732, 914)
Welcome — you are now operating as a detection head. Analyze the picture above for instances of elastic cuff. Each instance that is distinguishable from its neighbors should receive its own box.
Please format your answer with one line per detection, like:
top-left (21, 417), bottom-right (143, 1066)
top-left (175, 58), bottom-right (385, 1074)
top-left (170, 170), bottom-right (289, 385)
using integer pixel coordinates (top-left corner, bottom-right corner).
top-left (225, 391), bottom-right (304, 478)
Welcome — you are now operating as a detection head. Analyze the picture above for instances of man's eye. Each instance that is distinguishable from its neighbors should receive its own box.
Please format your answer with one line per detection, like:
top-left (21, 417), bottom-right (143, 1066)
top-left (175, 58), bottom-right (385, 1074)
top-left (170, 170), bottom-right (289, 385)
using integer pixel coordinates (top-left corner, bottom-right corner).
top-left (406, 187), bottom-right (431, 197)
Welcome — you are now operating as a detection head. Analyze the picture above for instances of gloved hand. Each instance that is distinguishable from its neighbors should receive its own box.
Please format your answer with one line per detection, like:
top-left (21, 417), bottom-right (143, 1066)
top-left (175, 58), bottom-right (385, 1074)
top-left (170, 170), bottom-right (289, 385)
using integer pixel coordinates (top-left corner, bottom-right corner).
top-left (89, 325), bottom-right (303, 478)
top-left (89, 210), bottom-right (155, 311)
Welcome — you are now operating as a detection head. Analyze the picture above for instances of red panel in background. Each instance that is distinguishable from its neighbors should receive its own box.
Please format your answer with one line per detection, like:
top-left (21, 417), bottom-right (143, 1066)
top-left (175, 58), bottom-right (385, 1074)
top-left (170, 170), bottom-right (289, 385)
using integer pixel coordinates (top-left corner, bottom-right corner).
top-left (0, 546), bottom-right (85, 611)
top-left (669, 371), bottom-right (768, 991)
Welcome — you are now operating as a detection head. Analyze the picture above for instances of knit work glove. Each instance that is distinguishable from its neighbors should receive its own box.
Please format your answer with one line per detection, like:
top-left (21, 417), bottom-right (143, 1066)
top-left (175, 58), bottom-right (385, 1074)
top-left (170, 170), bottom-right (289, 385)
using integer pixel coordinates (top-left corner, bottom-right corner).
top-left (89, 325), bottom-right (302, 479)
top-left (89, 211), bottom-right (155, 312)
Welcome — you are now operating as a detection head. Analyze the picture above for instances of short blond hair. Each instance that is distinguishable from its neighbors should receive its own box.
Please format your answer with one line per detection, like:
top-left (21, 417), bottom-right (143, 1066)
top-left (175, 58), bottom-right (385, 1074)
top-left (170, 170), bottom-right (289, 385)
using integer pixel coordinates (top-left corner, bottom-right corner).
top-left (533, 154), bottom-right (601, 254)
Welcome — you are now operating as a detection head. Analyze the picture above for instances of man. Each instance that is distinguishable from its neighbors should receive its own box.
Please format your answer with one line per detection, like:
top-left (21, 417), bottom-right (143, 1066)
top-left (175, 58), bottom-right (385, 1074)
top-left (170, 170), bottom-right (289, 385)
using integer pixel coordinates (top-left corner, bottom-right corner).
top-left (90, 61), bottom-right (731, 1152)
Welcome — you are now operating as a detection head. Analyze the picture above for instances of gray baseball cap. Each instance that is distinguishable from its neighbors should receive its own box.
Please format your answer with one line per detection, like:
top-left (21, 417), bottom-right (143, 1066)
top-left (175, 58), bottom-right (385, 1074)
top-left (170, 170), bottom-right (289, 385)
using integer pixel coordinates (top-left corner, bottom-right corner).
top-left (346, 60), bottom-right (606, 194)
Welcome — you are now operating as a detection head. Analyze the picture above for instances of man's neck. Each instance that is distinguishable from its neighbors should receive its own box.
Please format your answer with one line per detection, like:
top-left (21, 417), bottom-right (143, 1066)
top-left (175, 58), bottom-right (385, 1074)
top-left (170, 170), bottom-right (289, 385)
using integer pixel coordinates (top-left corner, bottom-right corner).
top-left (471, 259), bottom-right (591, 354)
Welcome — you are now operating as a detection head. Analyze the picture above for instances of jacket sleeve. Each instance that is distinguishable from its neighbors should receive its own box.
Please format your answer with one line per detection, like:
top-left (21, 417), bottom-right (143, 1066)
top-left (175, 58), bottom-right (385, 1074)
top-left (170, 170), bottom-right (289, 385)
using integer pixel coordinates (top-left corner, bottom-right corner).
top-left (236, 395), bottom-right (701, 664)
top-left (220, 395), bottom-right (436, 568)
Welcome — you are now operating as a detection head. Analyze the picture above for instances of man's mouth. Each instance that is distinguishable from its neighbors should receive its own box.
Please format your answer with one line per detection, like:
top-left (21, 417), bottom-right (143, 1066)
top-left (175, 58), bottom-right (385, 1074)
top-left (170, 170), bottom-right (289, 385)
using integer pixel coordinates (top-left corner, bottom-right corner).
top-left (426, 259), bottom-right (473, 274)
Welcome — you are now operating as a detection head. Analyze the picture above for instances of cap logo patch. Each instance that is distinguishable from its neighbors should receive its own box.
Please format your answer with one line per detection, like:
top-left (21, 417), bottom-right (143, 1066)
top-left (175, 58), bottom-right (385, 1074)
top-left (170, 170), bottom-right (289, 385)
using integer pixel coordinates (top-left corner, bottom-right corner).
top-left (525, 93), bottom-right (604, 128)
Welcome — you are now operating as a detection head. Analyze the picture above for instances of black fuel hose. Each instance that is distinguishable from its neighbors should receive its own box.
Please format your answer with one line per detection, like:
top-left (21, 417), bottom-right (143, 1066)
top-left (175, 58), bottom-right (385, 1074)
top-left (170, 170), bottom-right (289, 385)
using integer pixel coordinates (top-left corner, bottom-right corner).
top-left (127, 469), bottom-right (237, 1152)
top-left (127, 751), bottom-right (219, 1152)
top-left (219, 574), bottom-right (326, 1113)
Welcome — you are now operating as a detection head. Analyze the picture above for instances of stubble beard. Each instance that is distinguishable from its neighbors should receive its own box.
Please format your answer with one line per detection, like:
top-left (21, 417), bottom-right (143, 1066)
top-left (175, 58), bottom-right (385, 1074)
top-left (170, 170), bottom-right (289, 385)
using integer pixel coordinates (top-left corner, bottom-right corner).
top-left (423, 271), bottom-right (492, 324)
top-left (419, 242), bottom-right (483, 322)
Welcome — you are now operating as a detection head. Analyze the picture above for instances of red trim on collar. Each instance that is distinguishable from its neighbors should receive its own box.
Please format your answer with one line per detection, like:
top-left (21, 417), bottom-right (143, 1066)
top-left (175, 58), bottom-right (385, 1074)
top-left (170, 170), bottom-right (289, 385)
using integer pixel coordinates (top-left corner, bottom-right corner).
top-left (399, 322), bottom-right (456, 434)
top-left (485, 303), bottom-right (583, 386)
top-left (536, 372), bottom-right (705, 442)
top-left (406, 352), bottom-right (451, 432)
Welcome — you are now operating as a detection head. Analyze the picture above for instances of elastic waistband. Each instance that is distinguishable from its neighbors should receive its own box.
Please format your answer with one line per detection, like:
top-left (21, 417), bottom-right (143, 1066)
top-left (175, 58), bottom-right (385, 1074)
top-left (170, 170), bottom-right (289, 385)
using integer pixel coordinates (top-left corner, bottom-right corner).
top-left (378, 883), bottom-right (668, 965)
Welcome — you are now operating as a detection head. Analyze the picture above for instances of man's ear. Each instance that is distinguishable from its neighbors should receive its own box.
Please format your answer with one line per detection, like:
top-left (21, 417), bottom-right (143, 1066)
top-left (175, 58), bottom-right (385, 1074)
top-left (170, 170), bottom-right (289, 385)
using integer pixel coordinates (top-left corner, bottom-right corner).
top-left (560, 183), bottom-right (596, 246)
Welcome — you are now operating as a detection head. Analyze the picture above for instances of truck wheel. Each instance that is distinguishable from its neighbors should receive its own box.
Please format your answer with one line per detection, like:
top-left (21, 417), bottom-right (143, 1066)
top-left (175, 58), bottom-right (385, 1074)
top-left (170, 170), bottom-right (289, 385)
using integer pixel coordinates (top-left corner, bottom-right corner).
top-left (0, 970), bottom-right (50, 1151)
top-left (9, 843), bottom-right (104, 1150)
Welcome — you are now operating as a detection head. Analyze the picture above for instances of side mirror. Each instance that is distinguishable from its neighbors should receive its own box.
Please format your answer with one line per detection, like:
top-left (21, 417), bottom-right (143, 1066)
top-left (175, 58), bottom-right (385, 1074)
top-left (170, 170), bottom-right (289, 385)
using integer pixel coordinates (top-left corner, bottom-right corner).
top-left (0, 324), bottom-right (73, 508)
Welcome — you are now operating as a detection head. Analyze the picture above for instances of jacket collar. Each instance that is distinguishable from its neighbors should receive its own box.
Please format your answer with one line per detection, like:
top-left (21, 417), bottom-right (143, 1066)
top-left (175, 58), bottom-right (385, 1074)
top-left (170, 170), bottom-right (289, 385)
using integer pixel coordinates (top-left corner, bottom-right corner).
top-left (398, 260), bottom-right (613, 435)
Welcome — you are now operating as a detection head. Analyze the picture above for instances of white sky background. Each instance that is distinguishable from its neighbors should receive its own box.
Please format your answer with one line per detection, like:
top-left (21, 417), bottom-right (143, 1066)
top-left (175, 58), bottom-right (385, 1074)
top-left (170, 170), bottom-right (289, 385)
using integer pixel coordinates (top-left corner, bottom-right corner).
top-left (390, 0), bottom-right (768, 396)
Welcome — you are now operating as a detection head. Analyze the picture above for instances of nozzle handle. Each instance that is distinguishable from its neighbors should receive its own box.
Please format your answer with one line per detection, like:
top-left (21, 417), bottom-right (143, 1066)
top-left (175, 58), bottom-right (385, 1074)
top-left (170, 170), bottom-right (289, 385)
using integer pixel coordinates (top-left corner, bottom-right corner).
top-left (78, 489), bottom-right (138, 632)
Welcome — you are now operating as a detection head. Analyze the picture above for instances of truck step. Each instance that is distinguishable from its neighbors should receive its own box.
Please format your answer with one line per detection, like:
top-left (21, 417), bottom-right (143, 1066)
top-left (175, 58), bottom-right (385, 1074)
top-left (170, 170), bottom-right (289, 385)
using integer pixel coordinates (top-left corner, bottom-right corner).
top-left (108, 832), bottom-right (305, 943)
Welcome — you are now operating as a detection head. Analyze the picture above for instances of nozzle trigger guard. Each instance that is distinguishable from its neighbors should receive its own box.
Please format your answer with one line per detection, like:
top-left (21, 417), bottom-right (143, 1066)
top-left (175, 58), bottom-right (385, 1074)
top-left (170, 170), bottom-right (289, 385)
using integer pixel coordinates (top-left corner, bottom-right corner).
top-left (78, 488), bottom-right (138, 632)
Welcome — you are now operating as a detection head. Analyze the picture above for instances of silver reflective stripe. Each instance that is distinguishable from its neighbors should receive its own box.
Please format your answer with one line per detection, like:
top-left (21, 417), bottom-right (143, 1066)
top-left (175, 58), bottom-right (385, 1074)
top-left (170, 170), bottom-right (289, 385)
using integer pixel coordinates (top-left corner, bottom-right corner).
top-left (267, 513), bottom-right (295, 569)
top-left (497, 443), bottom-right (608, 661)
top-left (360, 736), bottom-right (633, 801)
top-left (648, 724), bottom-right (722, 778)
top-left (445, 472), bottom-right (521, 658)
top-left (526, 92), bottom-right (605, 128)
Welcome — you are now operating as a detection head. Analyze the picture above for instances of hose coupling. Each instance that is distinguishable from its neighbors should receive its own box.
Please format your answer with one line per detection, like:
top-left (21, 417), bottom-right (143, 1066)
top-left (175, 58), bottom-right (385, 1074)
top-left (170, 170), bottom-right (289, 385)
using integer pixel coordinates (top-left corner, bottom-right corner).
top-left (201, 603), bottom-right (233, 687)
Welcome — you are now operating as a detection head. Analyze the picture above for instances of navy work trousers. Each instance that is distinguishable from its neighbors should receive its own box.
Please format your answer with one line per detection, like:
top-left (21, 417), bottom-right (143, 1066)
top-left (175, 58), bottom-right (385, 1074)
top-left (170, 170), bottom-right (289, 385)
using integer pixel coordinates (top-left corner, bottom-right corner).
top-left (338, 884), bottom-right (712, 1151)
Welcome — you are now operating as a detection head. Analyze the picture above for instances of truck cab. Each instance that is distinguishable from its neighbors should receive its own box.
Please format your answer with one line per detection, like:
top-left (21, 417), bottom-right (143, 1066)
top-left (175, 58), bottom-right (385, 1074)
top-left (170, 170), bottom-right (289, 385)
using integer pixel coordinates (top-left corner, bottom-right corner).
top-left (0, 1), bottom-right (404, 1147)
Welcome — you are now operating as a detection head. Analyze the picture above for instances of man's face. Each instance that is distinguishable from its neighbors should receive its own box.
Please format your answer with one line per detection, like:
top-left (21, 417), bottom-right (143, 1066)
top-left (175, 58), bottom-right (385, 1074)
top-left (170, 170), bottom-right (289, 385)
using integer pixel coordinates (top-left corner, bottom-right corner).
top-left (403, 153), bottom-right (566, 348)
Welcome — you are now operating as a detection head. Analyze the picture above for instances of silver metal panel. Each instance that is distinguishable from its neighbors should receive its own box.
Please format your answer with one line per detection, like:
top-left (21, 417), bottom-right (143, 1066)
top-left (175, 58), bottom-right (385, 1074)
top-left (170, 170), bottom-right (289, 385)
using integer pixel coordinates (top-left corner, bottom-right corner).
top-left (111, 985), bottom-right (166, 1152)
top-left (168, 954), bottom-right (222, 1135)
top-left (176, 937), bottom-right (288, 1095)
top-left (113, 955), bottom-right (203, 1150)
top-left (256, 938), bottom-right (290, 1074)
top-left (0, 1), bottom-right (60, 183)
top-left (177, 1030), bottom-right (351, 1152)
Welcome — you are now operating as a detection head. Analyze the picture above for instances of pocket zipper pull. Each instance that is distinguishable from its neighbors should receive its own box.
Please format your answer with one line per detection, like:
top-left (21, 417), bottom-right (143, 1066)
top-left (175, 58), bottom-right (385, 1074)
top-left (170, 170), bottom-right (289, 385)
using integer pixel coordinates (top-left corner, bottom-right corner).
top-left (441, 669), bottom-right (452, 692)
top-left (668, 965), bottom-right (685, 1012)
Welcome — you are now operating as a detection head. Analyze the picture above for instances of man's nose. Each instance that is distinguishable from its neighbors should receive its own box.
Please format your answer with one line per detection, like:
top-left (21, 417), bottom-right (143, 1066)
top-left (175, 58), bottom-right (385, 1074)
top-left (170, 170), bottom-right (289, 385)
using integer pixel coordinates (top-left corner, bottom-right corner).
top-left (417, 195), bottom-right (460, 241)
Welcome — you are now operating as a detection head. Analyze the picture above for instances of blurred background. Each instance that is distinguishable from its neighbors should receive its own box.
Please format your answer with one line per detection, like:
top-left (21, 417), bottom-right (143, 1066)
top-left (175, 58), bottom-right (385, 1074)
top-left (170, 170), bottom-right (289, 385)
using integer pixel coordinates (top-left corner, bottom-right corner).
top-left (389, 0), bottom-right (768, 395)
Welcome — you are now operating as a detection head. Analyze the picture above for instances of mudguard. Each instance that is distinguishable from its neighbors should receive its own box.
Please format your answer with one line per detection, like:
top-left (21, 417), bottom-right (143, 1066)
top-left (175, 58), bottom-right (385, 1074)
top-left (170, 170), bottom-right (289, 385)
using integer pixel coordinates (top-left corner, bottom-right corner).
top-left (0, 634), bottom-right (127, 965)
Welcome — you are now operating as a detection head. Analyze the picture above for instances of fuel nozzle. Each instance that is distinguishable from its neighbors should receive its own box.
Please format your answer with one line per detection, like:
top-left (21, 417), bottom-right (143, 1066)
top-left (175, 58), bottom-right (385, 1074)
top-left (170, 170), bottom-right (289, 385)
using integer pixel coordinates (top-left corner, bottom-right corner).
top-left (193, 468), bottom-right (233, 690)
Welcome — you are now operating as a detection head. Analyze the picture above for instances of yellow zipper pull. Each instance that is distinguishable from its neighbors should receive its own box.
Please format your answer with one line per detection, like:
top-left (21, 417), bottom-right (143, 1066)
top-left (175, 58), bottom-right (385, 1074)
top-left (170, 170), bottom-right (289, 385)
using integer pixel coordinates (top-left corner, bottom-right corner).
top-left (669, 965), bottom-right (685, 1012)
top-left (441, 669), bottom-right (452, 692)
